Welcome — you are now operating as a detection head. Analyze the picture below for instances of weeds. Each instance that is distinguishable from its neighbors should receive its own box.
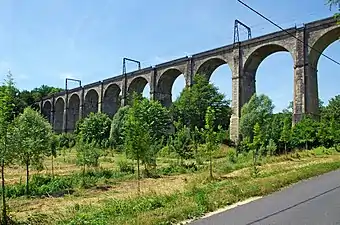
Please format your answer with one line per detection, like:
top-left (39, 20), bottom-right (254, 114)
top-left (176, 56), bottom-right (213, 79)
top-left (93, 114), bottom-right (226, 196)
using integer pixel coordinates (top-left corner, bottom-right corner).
top-left (56, 159), bottom-right (340, 225)
top-left (2, 168), bottom-right (128, 198)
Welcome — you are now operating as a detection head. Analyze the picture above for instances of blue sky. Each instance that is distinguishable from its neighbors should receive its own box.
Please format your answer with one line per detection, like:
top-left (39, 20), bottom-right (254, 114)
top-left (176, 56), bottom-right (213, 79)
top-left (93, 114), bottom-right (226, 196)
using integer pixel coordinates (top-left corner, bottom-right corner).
top-left (0, 0), bottom-right (339, 112)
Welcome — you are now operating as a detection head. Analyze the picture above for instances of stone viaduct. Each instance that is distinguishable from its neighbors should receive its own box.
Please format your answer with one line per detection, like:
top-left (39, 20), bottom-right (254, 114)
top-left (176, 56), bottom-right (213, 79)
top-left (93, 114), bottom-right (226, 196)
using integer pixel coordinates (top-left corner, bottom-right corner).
top-left (39, 16), bottom-right (340, 142)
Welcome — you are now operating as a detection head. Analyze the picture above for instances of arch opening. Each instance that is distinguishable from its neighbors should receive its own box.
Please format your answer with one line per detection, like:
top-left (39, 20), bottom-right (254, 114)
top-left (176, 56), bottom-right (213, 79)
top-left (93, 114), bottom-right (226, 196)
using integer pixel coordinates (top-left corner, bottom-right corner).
top-left (209, 64), bottom-right (233, 103)
top-left (54, 98), bottom-right (65, 133)
top-left (197, 58), bottom-right (227, 81)
top-left (67, 94), bottom-right (80, 132)
top-left (172, 74), bottom-right (185, 102)
top-left (309, 27), bottom-right (340, 68)
top-left (127, 77), bottom-right (149, 102)
top-left (243, 44), bottom-right (293, 111)
top-left (310, 27), bottom-right (340, 108)
top-left (84, 89), bottom-right (99, 117)
top-left (103, 84), bottom-right (121, 117)
top-left (256, 52), bottom-right (294, 113)
top-left (157, 68), bottom-right (184, 107)
top-left (42, 101), bottom-right (52, 123)
top-left (143, 83), bottom-right (150, 99)
top-left (197, 59), bottom-right (232, 128)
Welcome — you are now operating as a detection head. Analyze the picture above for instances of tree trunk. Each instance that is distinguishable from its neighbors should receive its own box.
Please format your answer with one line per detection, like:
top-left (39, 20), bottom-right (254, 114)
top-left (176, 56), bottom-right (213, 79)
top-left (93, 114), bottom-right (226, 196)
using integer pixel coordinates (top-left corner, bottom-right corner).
top-left (51, 155), bottom-right (54, 179)
top-left (26, 161), bottom-right (29, 196)
top-left (284, 143), bottom-right (287, 155)
top-left (305, 142), bottom-right (308, 150)
top-left (137, 159), bottom-right (140, 194)
top-left (209, 150), bottom-right (212, 179)
top-left (1, 159), bottom-right (7, 225)
top-left (82, 163), bottom-right (86, 187)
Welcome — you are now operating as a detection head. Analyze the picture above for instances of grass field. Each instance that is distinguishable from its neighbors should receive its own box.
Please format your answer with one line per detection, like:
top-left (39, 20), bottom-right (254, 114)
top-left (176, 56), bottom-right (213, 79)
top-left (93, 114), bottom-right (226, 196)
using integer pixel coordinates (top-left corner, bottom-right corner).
top-left (5, 146), bottom-right (340, 224)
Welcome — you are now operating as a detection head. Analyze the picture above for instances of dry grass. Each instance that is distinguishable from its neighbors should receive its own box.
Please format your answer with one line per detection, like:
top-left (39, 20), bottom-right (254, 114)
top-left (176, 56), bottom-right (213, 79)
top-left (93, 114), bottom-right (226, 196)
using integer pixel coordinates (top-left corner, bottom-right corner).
top-left (7, 148), bottom-right (340, 222)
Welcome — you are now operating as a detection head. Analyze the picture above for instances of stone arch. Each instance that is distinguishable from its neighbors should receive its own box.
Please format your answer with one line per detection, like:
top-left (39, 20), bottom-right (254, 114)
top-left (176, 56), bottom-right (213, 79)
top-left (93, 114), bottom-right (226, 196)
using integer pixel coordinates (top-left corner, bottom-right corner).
top-left (307, 26), bottom-right (340, 116)
top-left (243, 44), bottom-right (294, 104)
top-left (84, 89), bottom-right (99, 117)
top-left (54, 98), bottom-right (65, 133)
top-left (42, 101), bottom-right (52, 123)
top-left (67, 94), bottom-right (80, 132)
top-left (309, 26), bottom-right (340, 69)
top-left (157, 68), bottom-right (184, 107)
top-left (127, 77), bottom-right (149, 102)
top-left (196, 57), bottom-right (229, 81)
top-left (103, 83), bottom-right (121, 117)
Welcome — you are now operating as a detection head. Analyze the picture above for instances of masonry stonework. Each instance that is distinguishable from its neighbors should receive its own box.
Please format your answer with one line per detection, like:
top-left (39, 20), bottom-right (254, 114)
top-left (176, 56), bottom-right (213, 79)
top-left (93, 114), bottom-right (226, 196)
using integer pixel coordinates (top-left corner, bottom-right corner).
top-left (39, 17), bottom-right (339, 142)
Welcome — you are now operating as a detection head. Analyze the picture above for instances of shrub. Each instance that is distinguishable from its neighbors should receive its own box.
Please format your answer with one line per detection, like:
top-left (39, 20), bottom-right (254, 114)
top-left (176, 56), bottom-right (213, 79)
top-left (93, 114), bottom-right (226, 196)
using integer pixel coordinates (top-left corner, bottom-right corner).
top-left (227, 149), bottom-right (237, 163)
top-left (4, 174), bottom-right (73, 198)
top-left (266, 139), bottom-right (277, 156)
top-left (2, 169), bottom-right (126, 198)
top-left (78, 112), bottom-right (112, 148)
top-left (117, 158), bottom-right (135, 174)
top-left (110, 106), bottom-right (130, 151)
top-left (158, 162), bottom-right (198, 176)
top-left (58, 133), bottom-right (76, 149)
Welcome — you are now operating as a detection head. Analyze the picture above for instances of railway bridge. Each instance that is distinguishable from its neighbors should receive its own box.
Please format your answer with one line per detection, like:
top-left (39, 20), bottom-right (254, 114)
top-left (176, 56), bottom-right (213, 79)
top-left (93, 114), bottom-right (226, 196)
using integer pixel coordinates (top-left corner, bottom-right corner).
top-left (38, 16), bottom-right (340, 141)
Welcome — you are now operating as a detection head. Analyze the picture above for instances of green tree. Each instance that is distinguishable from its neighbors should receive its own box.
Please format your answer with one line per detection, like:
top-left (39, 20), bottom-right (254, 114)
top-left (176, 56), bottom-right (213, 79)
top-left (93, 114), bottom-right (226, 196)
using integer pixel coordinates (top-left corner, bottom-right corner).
top-left (266, 139), bottom-right (277, 156)
top-left (48, 134), bottom-right (59, 178)
top-left (111, 95), bottom-right (170, 153)
top-left (0, 75), bottom-right (25, 119)
top-left (124, 95), bottom-right (152, 193)
top-left (12, 107), bottom-right (53, 196)
top-left (252, 123), bottom-right (264, 152)
top-left (0, 72), bottom-right (17, 224)
top-left (172, 74), bottom-right (231, 131)
top-left (76, 140), bottom-right (102, 186)
top-left (142, 98), bottom-right (171, 141)
top-left (330, 117), bottom-right (340, 151)
top-left (30, 85), bottom-right (63, 102)
top-left (109, 106), bottom-right (130, 150)
top-left (78, 112), bottom-right (112, 148)
top-left (318, 116), bottom-right (340, 149)
top-left (203, 106), bottom-right (221, 178)
top-left (280, 117), bottom-right (292, 154)
top-left (168, 123), bottom-right (193, 162)
top-left (318, 118), bottom-right (333, 148)
top-left (321, 95), bottom-right (340, 122)
top-left (240, 94), bottom-right (274, 141)
top-left (251, 123), bottom-right (263, 177)
top-left (292, 116), bottom-right (318, 150)
top-left (267, 113), bottom-right (290, 150)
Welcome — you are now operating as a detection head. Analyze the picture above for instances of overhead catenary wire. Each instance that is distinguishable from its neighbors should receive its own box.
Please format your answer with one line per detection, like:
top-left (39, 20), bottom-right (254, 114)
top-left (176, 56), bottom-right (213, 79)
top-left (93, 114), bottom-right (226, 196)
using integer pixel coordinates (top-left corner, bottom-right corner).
top-left (237, 0), bottom-right (340, 66)
top-left (248, 11), bottom-right (326, 29)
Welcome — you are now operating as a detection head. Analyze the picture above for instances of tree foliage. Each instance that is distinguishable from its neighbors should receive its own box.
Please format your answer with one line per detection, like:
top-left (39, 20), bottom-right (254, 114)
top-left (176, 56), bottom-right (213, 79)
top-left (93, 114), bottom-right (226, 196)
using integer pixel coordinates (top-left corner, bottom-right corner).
top-left (240, 94), bottom-right (274, 141)
top-left (76, 141), bottom-right (102, 169)
top-left (280, 117), bottom-right (292, 154)
top-left (124, 95), bottom-right (152, 191)
top-left (0, 72), bottom-right (18, 223)
top-left (320, 95), bottom-right (340, 122)
top-left (168, 123), bottom-right (193, 161)
top-left (292, 116), bottom-right (318, 150)
top-left (203, 106), bottom-right (221, 178)
top-left (78, 112), bottom-right (112, 148)
top-left (12, 107), bottom-right (53, 195)
top-left (110, 106), bottom-right (130, 150)
top-left (172, 74), bottom-right (232, 131)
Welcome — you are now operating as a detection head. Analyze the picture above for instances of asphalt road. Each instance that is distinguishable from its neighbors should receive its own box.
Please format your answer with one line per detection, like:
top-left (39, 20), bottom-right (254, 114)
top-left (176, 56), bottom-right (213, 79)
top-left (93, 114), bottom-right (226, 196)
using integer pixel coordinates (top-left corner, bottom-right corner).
top-left (190, 169), bottom-right (340, 225)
